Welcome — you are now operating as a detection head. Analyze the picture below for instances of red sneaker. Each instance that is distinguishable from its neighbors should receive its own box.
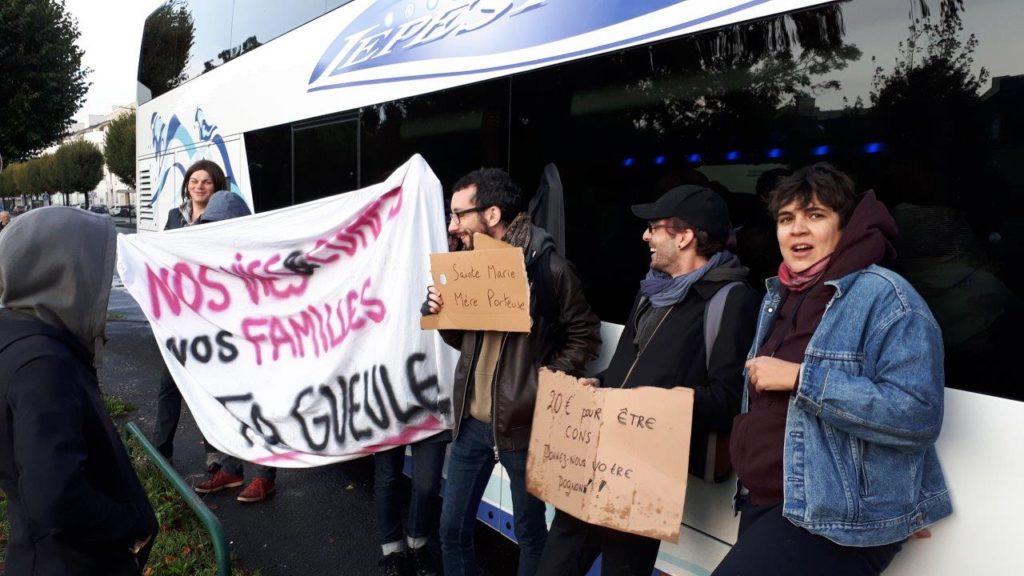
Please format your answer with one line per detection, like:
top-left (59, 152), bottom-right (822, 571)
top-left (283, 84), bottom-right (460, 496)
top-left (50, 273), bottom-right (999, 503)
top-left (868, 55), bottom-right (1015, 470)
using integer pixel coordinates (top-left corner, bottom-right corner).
top-left (237, 477), bottom-right (275, 503)
top-left (194, 470), bottom-right (244, 494)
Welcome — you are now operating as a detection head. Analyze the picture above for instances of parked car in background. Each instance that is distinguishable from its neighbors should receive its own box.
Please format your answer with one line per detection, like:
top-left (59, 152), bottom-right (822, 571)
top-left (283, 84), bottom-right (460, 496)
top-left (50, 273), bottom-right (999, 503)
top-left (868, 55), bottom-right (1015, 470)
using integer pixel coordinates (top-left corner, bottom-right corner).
top-left (88, 205), bottom-right (110, 215)
top-left (115, 205), bottom-right (137, 218)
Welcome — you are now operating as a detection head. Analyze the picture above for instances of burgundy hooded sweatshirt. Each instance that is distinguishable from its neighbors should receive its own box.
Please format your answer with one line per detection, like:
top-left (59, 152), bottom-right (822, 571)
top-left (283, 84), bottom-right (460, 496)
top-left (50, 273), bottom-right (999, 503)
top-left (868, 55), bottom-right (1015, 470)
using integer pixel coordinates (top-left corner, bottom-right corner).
top-left (731, 191), bottom-right (898, 506)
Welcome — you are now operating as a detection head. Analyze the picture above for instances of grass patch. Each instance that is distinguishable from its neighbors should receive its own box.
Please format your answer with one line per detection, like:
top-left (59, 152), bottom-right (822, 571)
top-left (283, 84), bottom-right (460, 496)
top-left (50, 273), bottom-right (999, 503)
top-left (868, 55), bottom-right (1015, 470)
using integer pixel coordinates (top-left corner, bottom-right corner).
top-left (126, 436), bottom-right (260, 576)
top-left (104, 394), bottom-right (138, 419)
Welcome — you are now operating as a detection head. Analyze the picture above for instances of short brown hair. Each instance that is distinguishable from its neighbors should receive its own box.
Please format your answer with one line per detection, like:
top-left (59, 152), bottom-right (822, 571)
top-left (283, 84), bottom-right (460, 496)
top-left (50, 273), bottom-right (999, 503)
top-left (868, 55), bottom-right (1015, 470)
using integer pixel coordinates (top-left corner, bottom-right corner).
top-left (768, 163), bottom-right (856, 227)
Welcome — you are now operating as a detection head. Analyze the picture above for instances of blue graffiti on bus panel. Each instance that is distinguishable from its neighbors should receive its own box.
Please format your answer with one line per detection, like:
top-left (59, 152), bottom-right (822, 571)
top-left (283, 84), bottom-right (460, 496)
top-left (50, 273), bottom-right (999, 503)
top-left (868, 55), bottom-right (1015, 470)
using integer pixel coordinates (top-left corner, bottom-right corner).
top-left (308, 0), bottom-right (775, 92)
top-left (149, 108), bottom-right (239, 209)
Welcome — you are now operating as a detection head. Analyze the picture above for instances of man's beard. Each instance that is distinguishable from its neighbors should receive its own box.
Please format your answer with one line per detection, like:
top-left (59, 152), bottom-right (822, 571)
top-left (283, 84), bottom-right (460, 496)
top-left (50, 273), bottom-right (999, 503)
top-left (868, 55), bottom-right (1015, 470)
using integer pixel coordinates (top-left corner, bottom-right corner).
top-left (461, 221), bottom-right (495, 251)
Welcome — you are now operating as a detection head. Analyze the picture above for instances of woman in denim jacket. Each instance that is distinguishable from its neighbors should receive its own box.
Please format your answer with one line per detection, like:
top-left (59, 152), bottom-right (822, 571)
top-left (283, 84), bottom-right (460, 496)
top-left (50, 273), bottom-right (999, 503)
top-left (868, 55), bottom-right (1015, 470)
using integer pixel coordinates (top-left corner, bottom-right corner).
top-left (714, 164), bottom-right (952, 576)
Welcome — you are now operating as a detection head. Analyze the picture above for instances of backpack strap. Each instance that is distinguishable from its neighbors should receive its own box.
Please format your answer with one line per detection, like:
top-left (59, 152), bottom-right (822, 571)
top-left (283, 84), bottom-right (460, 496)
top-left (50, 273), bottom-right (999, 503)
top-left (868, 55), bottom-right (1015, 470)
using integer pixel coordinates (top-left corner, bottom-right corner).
top-left (701, 281), bottom-right (743, 482)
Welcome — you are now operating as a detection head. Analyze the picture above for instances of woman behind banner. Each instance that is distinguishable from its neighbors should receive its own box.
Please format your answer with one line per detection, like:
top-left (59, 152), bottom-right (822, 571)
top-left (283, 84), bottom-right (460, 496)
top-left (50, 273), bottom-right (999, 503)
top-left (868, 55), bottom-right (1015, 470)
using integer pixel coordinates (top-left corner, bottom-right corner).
top-left (715, 163), bottom-right (952, 576)
top-left (153, 161), bottom-right (278, 503)
top-left (153, 159), bottom-right (228, 461)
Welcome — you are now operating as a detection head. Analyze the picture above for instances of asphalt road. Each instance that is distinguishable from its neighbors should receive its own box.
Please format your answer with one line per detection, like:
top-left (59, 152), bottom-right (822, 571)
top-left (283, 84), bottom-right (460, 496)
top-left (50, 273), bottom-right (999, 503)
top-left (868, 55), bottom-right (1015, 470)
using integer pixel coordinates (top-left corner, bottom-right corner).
top-left (103, 224), bottom-right (520, 575)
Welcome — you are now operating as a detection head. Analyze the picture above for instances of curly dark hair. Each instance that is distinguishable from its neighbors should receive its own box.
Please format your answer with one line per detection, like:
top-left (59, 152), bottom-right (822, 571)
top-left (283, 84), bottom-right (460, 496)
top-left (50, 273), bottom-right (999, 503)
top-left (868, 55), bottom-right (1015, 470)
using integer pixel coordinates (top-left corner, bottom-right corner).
top-left (451, 168), bottom-right (523, 227)
top-left (181, 160), bottom-right (229, 202)
top-left (768, 163), bottom-right (856, 227)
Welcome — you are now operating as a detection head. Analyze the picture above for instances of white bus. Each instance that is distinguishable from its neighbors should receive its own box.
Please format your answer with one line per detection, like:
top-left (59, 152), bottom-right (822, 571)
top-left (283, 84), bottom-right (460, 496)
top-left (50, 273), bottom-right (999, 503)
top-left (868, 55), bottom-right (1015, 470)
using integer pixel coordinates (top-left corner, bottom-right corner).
top-left (136, 1), bottom-right (1023, 574)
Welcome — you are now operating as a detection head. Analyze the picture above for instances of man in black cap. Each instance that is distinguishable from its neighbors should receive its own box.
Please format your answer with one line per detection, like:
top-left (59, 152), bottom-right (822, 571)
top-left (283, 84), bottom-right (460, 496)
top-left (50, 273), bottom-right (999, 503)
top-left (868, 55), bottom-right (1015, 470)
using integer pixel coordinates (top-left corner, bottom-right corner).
top-left (536, 185), bottom-right (762, 576)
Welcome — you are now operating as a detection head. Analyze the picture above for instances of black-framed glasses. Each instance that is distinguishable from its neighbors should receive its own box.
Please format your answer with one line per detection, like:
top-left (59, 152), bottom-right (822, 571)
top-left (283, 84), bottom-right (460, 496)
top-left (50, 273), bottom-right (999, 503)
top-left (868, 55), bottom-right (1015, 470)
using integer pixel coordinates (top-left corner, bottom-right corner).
top-left (449, 206), bottom-right (487, 224)
top-left (646, 222), bottom-right (671, 234)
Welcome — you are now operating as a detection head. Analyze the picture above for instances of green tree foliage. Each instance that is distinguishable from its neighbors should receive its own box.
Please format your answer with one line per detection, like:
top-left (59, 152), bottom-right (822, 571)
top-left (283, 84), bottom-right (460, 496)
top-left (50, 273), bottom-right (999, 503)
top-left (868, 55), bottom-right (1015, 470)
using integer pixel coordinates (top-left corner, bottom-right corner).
top-left (54, 139), bottom-right (104, 205)
top-left (0, 0), bottom-right (89, 162)
top-left (23, 158), bottom-right (48, 195)
top-left (104, 111), bottom-right (136, 189)
top-left (39, 154), bottom-right (61, 196)
top-left (0, 163), bottom-right (23, 200)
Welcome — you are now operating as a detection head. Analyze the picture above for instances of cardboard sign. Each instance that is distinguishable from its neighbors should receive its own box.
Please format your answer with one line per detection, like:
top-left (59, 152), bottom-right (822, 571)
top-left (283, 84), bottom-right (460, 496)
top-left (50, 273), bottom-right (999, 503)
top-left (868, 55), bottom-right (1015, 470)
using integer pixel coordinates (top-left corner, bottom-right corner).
top-left (421, 233), bottom-right (531, 332)
top-left (526, 370), bottom-right (694, 541)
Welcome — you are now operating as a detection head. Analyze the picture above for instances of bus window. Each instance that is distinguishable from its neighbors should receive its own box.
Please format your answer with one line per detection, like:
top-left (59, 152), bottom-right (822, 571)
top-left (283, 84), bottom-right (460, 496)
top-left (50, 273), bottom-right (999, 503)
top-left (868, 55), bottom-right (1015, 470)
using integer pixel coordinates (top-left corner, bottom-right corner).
top-left (245, 123), bottom-right (291, 213)
top-left (360, 78), bottom-right (511, 190)
top-left (293, 117), bottom-right (359, 204)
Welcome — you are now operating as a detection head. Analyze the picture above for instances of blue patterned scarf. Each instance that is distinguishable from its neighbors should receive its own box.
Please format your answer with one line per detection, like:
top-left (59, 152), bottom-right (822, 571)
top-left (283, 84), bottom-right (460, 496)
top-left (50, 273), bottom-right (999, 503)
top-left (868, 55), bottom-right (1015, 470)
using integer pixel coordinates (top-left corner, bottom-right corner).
top-left (640, 251), bottom-right (732, 307)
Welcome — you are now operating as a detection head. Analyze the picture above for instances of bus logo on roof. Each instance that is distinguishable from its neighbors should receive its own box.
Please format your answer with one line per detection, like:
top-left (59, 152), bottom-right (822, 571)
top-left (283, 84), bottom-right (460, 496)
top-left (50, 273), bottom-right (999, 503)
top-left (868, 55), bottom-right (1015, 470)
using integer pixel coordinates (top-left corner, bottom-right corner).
top-left (307, 0), bottom-right (732, 92)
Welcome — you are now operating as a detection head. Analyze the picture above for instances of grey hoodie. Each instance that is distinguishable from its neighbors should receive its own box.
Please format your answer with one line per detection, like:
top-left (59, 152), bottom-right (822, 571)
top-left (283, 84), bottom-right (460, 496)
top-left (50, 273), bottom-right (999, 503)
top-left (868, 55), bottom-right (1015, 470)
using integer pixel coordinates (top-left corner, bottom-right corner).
top-left (0, 206), bottom-right (116, 362)
top-left (196, 190), bottom-right (252, 223)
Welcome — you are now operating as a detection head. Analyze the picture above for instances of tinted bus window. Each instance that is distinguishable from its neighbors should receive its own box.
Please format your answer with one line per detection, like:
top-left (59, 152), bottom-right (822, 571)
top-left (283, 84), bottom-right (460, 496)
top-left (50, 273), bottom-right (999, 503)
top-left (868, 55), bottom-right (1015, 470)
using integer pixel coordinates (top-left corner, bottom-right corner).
top-left (360, 78), bottom-right (511, 191)
top-left (139, 0), bottom-right (349, 103)
top-left (509, 0), bottom-right (1023, 400)
top-left (180, 1), bottom-right (233, 79)
top-left (230, 0), bottom-right (325, 55)
top-left (293, 117), bottom-right (359, 204)
top-left (245, 122), bottom-right (291, 213)
top-left (138, 0), bottom-right (195, 101)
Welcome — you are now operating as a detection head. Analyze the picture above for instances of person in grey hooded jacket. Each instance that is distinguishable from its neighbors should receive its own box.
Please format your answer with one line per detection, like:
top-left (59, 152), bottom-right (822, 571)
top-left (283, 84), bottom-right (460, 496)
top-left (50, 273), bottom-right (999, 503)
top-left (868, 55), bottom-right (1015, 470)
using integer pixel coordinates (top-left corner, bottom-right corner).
top-left (0, 207), bottom-right (158, 575)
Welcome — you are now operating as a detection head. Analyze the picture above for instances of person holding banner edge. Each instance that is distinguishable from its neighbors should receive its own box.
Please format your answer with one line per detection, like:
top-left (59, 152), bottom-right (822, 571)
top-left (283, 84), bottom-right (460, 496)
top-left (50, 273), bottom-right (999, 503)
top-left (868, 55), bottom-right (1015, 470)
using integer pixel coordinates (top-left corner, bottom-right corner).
top-left (150, 159), bottom-right (278, 503)
top-left (535, 185), bottom-right (760, 576)
top-left (423, 168), bottom-right (601, 576)
top-left (153, 160), bottom-right (227, 467)
top-left (373, 433), bottom-right (448, 576)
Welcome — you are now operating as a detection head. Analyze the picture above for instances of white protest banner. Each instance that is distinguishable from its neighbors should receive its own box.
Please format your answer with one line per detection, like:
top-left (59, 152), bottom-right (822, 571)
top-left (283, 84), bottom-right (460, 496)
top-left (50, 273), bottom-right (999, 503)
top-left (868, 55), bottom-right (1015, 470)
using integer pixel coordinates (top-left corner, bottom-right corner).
top-left (527, 370), bottom-right (694, 541)
top-left (117, 155), bottom-right (457, 467)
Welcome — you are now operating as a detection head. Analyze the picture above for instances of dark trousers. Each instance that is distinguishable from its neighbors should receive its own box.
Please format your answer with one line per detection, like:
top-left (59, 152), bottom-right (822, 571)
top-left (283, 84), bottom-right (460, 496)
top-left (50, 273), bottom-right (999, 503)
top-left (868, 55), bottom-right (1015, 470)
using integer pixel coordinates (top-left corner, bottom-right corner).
top-left (154, 367), bottom-right (216, 460)
top-left (373, 438), bottom-right (447, 546)
top-left (440, 418), bottom-right (548, 576)
top-left (154, 367), bottom-right (274, 480)
top-left (537, 509), bottom-right (661, 576)
top-left (710, 502), bottom-right (904, 576)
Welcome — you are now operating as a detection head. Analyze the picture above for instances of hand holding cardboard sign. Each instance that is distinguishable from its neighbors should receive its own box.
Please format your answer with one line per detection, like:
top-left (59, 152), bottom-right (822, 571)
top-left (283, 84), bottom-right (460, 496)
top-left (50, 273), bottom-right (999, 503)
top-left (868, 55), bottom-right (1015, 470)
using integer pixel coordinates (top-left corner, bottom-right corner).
top-left (420, 233), bottom-right (531, 332)
top-left (423, 285), bottom-right (444, 314)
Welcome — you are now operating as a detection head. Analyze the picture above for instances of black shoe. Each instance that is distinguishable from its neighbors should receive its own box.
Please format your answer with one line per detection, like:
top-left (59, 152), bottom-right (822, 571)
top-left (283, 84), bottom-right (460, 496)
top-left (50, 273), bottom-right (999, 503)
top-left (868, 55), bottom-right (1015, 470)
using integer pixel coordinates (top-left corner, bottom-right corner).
top-left (408, 546), bottom-right (438, 576)
top-left (379, 551), bottom-right (408, 576)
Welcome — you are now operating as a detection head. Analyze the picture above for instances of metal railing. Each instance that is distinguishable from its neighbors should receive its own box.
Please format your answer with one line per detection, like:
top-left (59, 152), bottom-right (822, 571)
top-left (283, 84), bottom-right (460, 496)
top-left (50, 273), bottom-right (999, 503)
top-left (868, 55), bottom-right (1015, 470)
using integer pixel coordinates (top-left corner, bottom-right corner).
top-left (123, 421), bottom-right (231, 576)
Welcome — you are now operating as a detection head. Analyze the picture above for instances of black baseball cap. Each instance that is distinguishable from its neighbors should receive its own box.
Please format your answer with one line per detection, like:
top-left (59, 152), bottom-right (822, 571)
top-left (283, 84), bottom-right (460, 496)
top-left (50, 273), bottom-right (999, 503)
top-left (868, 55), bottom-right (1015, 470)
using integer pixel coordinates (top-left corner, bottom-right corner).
top-left (631, 185), bottom-right (731, 241)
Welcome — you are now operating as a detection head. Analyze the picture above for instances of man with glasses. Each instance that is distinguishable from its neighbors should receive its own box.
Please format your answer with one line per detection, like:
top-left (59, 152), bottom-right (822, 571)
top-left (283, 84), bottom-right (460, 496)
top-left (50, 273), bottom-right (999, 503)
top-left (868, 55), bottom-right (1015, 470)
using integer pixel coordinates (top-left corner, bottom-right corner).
top-left (536, 185), bottom-right (761, 576)
top-left (423, 168), bottom-right (601, 576)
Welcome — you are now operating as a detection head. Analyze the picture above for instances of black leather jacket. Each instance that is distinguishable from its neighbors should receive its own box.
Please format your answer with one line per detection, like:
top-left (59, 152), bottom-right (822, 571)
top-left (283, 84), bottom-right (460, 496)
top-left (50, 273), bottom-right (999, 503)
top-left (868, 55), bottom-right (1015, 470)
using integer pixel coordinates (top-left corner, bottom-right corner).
top-left (440, 226), bottom-right (601, 452)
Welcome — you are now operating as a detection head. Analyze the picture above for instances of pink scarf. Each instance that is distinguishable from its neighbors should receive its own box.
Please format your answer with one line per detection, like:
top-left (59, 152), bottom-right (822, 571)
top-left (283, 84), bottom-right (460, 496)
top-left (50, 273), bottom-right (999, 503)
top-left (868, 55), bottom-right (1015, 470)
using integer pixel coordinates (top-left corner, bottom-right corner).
top-left (778, 255), bottom-right (831, 293)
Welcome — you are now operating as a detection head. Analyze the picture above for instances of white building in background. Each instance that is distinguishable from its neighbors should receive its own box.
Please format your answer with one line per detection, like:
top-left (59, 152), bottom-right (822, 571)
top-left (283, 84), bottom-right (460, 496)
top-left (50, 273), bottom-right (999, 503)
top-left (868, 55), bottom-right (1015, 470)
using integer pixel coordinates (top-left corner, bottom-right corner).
top-left (47, 104), bottom-right (135, 208)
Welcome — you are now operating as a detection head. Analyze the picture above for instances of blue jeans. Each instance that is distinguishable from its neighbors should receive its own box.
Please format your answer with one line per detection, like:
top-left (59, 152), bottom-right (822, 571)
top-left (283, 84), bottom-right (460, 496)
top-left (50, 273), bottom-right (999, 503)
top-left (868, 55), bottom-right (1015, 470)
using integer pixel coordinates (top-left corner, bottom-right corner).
top-left (373, 438), bottom-right (447, 546)
top-left (440, 418), bottom-right (548, 576)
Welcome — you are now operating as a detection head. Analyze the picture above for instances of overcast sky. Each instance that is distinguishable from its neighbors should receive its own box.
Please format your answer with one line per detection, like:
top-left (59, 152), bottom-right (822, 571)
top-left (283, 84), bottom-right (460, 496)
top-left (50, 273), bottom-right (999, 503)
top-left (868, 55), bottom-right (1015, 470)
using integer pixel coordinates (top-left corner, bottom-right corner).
top-left (64, 0), bottom-right (166, 124)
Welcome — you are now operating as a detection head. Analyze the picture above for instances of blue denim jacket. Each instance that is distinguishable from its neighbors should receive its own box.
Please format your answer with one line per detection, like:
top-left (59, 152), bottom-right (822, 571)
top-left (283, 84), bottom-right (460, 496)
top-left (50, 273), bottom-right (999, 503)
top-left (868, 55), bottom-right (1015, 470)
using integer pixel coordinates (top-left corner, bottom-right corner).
top-left (742, 265), bottom-right (952, 547)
